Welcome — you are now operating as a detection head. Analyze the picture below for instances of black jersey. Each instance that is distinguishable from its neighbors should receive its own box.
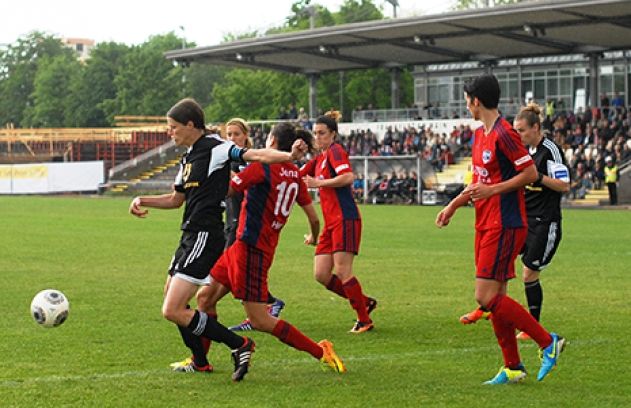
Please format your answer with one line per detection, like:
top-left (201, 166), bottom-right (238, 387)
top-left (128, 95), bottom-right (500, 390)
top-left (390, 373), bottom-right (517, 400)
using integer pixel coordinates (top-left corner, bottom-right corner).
top-left (524, 137), bottom-right (569, 222)
top-left (174, 135), bottom-right (245, 232)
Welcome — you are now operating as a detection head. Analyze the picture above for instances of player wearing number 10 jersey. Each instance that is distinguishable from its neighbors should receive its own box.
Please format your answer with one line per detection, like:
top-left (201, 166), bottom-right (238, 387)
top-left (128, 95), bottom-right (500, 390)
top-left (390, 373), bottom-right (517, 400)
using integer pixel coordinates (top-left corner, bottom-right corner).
top-left (207, 122), bottom-right (347, 374)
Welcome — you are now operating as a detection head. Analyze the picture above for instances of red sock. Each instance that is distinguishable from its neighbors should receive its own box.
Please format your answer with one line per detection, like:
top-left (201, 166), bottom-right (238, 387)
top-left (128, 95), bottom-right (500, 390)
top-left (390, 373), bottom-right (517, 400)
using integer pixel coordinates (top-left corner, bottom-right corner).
top-left (272, 320), bottom-right (323, 359)
top-left (326, 275), bottom-right (347, 298)
top-left (488, 294), bottom-right (552, 348)
top-left (342, 277), bottom-right (370, 322)
top-left (202, 312), bottom-right (218, 355)
top-left (490, 311), bottom-right (521, 369)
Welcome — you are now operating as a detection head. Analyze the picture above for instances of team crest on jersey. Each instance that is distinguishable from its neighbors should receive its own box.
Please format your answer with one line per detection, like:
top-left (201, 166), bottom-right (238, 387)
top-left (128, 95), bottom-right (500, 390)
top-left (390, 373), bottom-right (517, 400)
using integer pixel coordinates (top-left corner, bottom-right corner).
top-left (482, 150), bottom-right (492, 164)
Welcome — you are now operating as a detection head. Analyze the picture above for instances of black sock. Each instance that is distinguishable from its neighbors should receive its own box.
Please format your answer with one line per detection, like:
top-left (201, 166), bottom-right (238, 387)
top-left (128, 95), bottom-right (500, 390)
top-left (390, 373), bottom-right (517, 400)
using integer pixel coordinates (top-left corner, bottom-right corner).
top-left (524, 279), bottom-right (543, 321)
top-left (267, 292), bottom-right (276, 304)
top-left (187, 310), bottom-right (244, 350)
top-left (177, 325), bottom-right (209, 367)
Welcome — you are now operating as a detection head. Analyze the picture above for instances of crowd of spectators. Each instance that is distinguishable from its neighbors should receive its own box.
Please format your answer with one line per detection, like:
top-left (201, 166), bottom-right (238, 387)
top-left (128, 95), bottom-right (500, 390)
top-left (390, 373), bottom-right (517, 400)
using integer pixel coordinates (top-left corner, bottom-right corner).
top-left (541, 104), bottom-right (631, 199)
top-left (247, 99), bottom-right (631, 204)
top-left (248, 122), bottom-right (474, 174)
top-left (361, 171), bottom-right (421, 204)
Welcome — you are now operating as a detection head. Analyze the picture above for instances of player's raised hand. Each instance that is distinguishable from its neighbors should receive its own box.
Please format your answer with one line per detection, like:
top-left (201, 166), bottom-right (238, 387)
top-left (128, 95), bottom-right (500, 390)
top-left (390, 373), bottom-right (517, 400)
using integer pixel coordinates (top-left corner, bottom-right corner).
top-left (290, 139), bottom-right (308, 160)
top-left (129, 197), bottom-right (148, 218)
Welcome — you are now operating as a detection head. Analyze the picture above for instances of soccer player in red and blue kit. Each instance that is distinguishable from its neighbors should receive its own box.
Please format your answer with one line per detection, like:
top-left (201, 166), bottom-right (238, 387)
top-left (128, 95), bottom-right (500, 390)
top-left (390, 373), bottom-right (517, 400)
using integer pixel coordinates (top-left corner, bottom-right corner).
top-left (301, 111), bottom-right (377, 334)
top-left (435, 74), bottom-right (565, 384)
top-left (204, 122), bottom-right (346, 376)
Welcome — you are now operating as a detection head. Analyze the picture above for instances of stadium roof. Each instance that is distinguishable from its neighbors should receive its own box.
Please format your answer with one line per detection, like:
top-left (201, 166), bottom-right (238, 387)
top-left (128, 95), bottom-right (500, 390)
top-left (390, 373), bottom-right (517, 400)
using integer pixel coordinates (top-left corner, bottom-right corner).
top-left (165, 0), bottom-right (631, 74)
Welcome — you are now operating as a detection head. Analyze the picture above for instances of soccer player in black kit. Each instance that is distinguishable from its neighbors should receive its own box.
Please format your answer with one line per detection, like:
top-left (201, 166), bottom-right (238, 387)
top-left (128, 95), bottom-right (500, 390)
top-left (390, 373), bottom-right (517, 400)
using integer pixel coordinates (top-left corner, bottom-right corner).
top-left (513, 103), bottom-right (570, 340)
top-left (129, 98), bottom-right (306, 381)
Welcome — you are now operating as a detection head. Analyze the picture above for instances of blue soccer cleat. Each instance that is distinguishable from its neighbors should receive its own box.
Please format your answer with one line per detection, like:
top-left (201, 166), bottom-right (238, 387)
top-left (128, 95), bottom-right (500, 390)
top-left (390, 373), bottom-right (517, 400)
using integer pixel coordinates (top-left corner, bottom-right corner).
top-left (537, 333), bottom-right (566, 381)
top-left (228, 319), bottom-right (253, 332)
top-left (269, 298), bottom-right (285, 318)
top-left (483, 363), bottom-right (527, 385)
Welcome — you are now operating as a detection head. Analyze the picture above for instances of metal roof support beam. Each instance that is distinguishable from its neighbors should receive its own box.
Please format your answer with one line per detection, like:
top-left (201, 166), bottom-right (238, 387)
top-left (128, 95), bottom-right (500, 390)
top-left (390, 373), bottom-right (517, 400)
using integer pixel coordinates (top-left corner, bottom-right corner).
top-left (588, 53), bottom-right (600, 107)
top-left (308, 73), bottom-right (319, 119)
top-left (390, 67), bottom-right (401, 109)
top-left (390, 40), bottom-right (471, 60)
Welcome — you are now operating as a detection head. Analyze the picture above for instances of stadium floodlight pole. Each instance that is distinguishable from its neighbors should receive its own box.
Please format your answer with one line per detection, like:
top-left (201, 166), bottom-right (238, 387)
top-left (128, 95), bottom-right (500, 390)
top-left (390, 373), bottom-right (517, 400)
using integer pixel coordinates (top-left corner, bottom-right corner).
top-left (179, 26), bottom-right (185, 49)
top-left (301, 5), bottom-right (317, 29)
top-left (385, 0), bottom-right (399, 18)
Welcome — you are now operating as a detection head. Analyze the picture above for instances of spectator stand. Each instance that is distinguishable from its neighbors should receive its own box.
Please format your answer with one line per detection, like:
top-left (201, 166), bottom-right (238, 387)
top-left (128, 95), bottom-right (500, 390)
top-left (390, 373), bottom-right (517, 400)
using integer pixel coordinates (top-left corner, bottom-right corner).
top-left (0, 126), bottom-right (170, 194)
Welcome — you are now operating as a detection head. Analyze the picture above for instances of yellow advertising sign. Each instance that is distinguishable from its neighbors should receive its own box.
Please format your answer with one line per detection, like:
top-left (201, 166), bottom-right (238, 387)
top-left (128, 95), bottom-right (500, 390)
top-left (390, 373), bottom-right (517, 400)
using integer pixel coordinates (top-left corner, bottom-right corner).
top-left (12, 165), bottom-right (48, 179)
top-left (0, 166), bottom-right (11, 179)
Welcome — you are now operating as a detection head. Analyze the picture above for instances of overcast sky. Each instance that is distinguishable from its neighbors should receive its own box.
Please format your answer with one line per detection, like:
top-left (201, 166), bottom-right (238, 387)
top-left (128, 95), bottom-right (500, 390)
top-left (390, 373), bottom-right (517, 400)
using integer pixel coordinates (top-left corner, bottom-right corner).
top-left (0, 0), bottom-right (457, 47)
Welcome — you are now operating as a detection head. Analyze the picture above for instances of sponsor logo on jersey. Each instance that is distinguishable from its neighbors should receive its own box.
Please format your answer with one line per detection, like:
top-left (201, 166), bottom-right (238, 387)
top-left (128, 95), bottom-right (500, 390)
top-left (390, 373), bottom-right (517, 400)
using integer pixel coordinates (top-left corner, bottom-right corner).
top-left (473, 165), bottom-right (490, 184)
top-left (232, 175), bottom-right (243, 185)
top-left (482, 150), bottom-right (492, 164)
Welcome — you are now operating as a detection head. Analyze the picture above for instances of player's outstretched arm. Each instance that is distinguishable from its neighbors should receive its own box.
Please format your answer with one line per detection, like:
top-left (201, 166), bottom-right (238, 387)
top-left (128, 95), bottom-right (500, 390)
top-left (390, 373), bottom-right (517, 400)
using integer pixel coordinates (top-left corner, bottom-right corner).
top-left (242, 140), bottom-right (307, 164)
top-left (129, 191), bottom-right (185, 218)
top-left (300, 203), bottom-right (320, 246)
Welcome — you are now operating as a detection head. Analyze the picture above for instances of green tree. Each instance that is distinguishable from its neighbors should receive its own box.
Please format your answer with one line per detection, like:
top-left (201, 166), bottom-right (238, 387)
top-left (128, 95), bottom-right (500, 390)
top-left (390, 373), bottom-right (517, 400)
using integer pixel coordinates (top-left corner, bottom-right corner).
top-left (282, 0), bottom-right (336, 32)
top-left (336, 0), bottom-right (383, 24)
top-left (206, 69), bottom-right (306, 121)
top-left (206, 0), bottom-right (399, 121)
top-left (23, 53), bottom-right (81, 127)
top-left (183, 63), bottom-right (228, 108)
top-left (65, 42), bottom-right (131, 127)
top-left (102, 34), bottom-right (184, 119)
top-left (0, 32), bottom-right (71, 127)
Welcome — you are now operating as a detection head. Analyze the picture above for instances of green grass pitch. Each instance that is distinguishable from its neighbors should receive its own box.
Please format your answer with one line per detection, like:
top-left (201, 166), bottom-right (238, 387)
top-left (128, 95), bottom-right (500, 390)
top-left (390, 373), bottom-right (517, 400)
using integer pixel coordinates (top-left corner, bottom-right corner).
top-left (1, 196), bottom-right (630, 407)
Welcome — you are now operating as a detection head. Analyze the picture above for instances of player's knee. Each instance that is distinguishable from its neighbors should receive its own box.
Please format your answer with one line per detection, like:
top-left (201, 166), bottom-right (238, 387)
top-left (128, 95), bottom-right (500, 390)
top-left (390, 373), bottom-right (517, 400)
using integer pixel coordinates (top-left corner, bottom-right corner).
top-left (314, 269), bottom-right (330, 285)
top-left (474, 293), bottom-right (493, 309)
top-left (161, 304), bottom-right (178, 323)
top-left (248, 314), bottom-right (273, 332)
top-left (196, 292), bottom-right (215, 314)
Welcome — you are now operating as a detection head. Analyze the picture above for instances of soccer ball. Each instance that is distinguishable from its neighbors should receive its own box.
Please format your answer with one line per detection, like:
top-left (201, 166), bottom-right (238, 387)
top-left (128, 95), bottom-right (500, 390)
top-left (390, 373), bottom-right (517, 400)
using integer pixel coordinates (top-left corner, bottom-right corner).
top-left (30, 289), bottom-right (70, 328)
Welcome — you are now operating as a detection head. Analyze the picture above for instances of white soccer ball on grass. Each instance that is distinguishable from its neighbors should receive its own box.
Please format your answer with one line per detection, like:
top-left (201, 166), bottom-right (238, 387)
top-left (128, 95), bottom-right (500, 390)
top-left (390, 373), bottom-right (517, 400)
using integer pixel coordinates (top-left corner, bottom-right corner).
top-left (30, 289), bottom-right (69, 328)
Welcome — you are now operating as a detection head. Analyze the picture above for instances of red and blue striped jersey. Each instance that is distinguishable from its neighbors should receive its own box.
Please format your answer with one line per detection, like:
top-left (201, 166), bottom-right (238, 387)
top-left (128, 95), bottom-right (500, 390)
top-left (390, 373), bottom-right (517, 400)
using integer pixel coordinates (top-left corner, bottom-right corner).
top-left (231, 161), bottom-right (312, 253)
top-left (300, 143), bottom-right (360, 225)
top-left (471, 116), bottom-right (534, 230)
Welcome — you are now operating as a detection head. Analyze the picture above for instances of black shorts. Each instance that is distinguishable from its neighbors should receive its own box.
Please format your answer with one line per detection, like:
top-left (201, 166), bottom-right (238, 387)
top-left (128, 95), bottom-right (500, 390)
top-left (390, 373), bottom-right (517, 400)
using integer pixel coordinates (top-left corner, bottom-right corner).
top-left (521, 220), bottom-right (562, 272)
top-left (168, 230), bottom-right (225, 284)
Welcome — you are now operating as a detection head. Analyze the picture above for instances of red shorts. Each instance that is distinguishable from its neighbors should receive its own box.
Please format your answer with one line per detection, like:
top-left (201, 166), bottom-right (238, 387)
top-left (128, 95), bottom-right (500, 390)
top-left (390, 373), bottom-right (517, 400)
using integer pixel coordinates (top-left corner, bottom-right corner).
top-left (210, 240), bottom-right (272, 302)
top-left (315, 219), bottom-right (362, 255)
top-left (475, 227), bottom-right (527, 282)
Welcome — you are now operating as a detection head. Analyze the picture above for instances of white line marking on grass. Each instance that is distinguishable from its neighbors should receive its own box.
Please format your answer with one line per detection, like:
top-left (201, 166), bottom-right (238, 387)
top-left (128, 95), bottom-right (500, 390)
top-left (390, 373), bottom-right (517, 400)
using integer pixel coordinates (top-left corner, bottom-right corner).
top-left (0, 337), bottom-right (601, 387)
top-left (0, 369), bottom-right (165, 387)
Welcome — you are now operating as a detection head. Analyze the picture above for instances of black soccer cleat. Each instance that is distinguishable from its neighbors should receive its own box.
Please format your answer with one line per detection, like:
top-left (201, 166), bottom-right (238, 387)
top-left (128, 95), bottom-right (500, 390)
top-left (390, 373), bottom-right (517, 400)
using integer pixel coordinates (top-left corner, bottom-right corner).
top-left (366, 297), bottom-right (378, 316)
top-left (231, 337), bottom-right (255, 382)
